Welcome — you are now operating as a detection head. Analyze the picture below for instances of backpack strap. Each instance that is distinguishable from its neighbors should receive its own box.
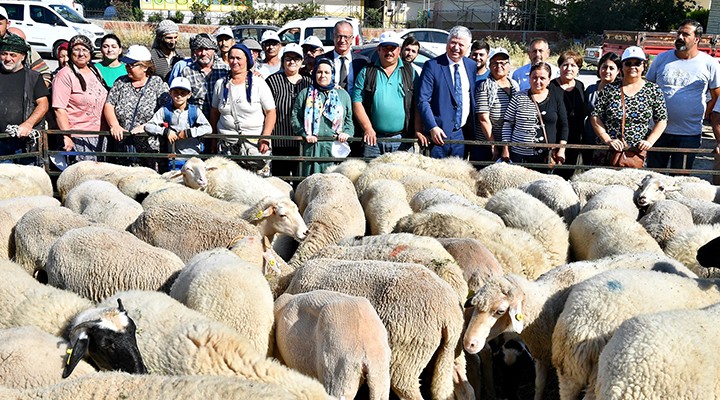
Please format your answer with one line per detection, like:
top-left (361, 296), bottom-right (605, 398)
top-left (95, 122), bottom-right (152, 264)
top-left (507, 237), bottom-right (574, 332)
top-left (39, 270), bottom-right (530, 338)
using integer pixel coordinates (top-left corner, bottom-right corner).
top-left (187, 104), bottom-right (198, 127)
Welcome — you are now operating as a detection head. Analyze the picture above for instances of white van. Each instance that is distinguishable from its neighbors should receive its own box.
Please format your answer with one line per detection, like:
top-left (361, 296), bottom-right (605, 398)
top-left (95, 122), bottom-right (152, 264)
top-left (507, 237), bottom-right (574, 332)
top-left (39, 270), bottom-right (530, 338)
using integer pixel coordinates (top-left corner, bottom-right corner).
top-left (0, 0), bottom-right (104, 58)
top-left (277, 17), bottom-right (362, 53)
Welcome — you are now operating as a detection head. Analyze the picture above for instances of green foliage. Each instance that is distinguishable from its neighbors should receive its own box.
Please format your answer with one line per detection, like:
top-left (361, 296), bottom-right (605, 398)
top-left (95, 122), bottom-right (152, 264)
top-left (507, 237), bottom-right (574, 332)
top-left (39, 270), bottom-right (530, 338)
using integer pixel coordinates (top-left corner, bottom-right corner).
top-left (276, 2), bottom-right (321, 26)
top-left (169, 10), bottom-right (185, 24)
top-left (132, 7), bottom-right (144, 22)
top-left (147, 13), bottom-right (165, 23)
top-left (484, 36), bottom-right (527, 69)
top-left (190, 1), bottom-right (210, 25)
top-left (415, 8), bottom-right (428, 28)
top-left (219, 2), bottom-right (277, 25)
top-left (687, 8), bottom-right (709, 30)
top-left (364, 8), bottom-right (383, 28)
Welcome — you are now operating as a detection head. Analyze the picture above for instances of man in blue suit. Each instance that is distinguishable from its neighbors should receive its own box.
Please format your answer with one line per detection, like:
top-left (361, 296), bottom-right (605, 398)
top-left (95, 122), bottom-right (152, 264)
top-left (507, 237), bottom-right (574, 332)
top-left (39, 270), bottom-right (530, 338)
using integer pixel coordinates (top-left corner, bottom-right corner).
top-left (417, 26), bottom-right (477, 160)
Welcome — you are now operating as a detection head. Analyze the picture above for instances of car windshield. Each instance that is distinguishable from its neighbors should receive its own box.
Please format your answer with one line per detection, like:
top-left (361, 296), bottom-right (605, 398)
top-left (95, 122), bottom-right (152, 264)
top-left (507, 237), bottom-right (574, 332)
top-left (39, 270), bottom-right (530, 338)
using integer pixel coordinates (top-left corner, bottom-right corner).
top-left (49, 5), bottom-right (87, 24)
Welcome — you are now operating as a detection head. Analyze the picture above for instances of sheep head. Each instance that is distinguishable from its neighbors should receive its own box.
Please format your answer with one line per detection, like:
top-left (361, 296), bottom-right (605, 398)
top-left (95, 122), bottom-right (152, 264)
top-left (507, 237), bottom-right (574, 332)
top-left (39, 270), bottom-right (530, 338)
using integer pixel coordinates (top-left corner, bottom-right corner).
top-left (463, 275), bottom-right (525, 354)
top-left (176, 157), bottom-right (217, 190)
top-left (245, 197), bottom-right (309, 242)
top-left (634, 174), bottom-right (680, 208)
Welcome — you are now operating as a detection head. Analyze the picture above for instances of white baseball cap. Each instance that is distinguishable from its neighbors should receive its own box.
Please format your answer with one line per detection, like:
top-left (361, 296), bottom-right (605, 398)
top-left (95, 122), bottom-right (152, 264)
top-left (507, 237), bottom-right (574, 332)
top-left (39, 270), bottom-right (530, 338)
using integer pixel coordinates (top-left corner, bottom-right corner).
top-left (488, 47), bottom-right (510, 61)
top-left (261, 30), bottom-right (281, 44)
top-left (301, 35), bottom-right (323, 49)
top-left (215, 26), bottom-right (234, 40)
top-left (0, 6), bottom-right (8, 20)
top-left (121, 45), bottom-right (152, 64)
top-left (621, 46), bottom-right (646, 61)
top-left (282, 43), bottom-right (303, 59)
top-left (170, 76), bottom-right (192, 92)
top-left (378, 31), bottom-right (402, 47)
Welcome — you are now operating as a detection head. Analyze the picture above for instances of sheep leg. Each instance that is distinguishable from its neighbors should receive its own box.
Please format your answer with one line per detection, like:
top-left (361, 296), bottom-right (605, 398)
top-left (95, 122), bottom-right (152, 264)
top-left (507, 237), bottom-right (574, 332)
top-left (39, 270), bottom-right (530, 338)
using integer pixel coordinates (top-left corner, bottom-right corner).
top-left (534, 361), bottom-right (548, 400)
top-left (557, 369), bottom-right (585, 400)
top-left (390, 367), bottom-right (423, 400)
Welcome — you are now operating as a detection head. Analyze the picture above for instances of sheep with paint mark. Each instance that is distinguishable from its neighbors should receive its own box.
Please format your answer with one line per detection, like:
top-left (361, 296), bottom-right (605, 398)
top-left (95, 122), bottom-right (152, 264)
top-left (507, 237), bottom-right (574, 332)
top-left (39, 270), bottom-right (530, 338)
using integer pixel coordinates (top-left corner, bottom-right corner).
top-left (551, 268), bottom-right (720, 400)
top-left (274, 290), bottom-right (391, 400)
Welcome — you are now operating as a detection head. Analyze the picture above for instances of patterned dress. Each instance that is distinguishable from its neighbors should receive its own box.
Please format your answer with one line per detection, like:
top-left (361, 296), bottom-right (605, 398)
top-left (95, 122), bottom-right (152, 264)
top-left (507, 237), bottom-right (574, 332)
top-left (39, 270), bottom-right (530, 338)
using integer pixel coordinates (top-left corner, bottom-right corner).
top-left (591, 81), bottom-right (667, 147)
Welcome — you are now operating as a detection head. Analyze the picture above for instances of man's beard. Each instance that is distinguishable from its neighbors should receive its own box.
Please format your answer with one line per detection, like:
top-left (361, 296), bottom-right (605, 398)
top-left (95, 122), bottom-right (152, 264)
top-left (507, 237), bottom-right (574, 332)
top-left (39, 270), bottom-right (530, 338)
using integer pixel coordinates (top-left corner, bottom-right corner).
top-left (675, 39), bottom-right (687, 51)
top-left (0, 59), bottom-right (20, 72)
top-left (164, 41), bottom-right (176, 51)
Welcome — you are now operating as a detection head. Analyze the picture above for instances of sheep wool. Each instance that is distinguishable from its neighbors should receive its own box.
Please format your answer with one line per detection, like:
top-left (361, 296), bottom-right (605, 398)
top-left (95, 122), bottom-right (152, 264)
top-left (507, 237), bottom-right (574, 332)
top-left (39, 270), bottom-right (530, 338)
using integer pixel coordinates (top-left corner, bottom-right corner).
top-left (519, 179), bottom-right (581, 225)
top-left (0, 196), bottom-right (60, 260)
top-left (409, 188), bottom-right (488, 213)
top-left (437, 238), bottom-right (504, 293)
top-left (638, 199), bottom-right (694, 249)
top-left (475, 162), bottom-right (561, 197)
top-left (203, 156), bottom-right (285, 205)
top-left (569, 209), bottom-right (662, 260)
top-left (324, 158), bottom-right (368, 184)
top-left (552, 269), bottom-right (720, 400)
top-left (56, 161), bottom-right (156, 201)
top-left (170, 249), bottom-right (275, 356)
top-left (580, 185), bottom-right (639, 220)
top-left (98, 291), bottom-right (330, 399)
top-left (64, 180), bottom-right (144, 231)
top-left (46, 226), bottom-right (185, 302)
top-left (360, 179), bottom-right (414, 235)
top-left (0, 164), bottom-right (53, 200)
top-left (664, 223), bottom-right (720, 278)
top-left (596, 302), bottom-right (720, 399)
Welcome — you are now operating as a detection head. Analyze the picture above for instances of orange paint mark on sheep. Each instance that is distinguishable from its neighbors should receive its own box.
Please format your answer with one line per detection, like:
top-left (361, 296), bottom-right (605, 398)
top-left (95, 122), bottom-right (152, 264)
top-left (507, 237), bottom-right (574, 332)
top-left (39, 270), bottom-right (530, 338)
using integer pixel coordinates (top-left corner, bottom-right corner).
top-left (388, 245), bottom-right (408, 258)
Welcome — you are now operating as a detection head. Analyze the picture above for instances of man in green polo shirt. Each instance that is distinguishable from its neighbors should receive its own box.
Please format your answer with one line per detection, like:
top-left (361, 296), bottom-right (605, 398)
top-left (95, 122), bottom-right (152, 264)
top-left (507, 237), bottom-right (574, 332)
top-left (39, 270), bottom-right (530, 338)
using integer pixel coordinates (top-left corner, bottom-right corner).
top-left (352, 31), bottom-right (417, 158)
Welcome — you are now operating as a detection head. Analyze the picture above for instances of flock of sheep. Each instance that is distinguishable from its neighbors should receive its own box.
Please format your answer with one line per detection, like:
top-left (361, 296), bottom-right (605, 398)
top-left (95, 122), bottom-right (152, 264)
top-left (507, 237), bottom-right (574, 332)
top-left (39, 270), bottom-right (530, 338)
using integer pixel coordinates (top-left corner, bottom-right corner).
top-left (0, 152), bottom-right (718, 399)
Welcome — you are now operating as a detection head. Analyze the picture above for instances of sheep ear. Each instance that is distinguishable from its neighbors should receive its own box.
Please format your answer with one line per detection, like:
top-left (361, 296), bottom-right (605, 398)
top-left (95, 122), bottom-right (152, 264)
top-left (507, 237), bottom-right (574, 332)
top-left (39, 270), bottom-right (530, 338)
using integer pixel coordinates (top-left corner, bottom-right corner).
top-left (666, 185), bottom-right (681, 192)
top-left (167, 171), bottom-right (183, 180)
top-left (259, 206), bottom-right (276, 219)
top-left (509, 303), bottom-right (524, 333)
top-left (207, 166), bottom-right (218, 171)
top-left (62, 335), bottom-right (89, 379)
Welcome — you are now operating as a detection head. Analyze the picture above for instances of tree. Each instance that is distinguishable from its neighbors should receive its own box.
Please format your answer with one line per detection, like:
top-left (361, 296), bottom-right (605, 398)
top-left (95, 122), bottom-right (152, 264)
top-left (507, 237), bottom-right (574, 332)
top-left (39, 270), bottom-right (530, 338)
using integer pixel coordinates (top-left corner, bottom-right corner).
top-left (276, 2), bottom-right (320, 26)
top-left (190, 1), bottom-right (210, 25)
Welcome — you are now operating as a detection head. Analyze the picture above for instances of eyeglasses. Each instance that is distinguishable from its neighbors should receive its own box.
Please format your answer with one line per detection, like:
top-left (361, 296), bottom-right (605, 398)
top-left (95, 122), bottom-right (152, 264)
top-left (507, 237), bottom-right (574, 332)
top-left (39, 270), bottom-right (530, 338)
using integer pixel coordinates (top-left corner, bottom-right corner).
top-left (263, 41), bottom-right (280, 47)
top-left (623, 60), bottom-right (643, 67)
top-left (490, 61), bottom-right (510, 68)
top-left (284, 57), bottom-right (302, 63)
top-left (72, 48), bottom-right (90, 55)
top-left (335, 34), bottom-right (352, 41)
top-left (126, 63), bottom-right (144, 69)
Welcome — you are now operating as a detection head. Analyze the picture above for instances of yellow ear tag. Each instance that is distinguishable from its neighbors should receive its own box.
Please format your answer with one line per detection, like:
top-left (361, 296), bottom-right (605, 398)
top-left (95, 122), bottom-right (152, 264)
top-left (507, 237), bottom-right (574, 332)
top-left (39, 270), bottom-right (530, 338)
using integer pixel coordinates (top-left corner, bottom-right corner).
top-left (256, 211), bottom-right (263, 220)
top-left (269, 259), bottom-right (276, 266)
top-left (515, 313), bottom-right (524, 321)
top-left (65, 348), bottom-right (73, 365)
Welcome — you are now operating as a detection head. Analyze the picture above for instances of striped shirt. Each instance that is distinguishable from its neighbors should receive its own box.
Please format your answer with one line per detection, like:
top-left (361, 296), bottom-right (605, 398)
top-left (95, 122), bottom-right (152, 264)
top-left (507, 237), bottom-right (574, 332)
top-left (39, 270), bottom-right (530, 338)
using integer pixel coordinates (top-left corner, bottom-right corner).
top-left (266, 72), bottom-right (312, 148)
top-left (475, 76), bottom-right (518, 142)
top-left (502, 88), bottom-right (568, 156)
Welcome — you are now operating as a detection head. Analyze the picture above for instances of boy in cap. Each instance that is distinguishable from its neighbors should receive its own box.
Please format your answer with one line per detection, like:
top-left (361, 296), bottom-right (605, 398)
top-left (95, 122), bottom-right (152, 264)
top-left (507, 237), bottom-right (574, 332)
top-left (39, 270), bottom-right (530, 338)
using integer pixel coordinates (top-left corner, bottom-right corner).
top-left (144, 76), bottom-right (211, 169)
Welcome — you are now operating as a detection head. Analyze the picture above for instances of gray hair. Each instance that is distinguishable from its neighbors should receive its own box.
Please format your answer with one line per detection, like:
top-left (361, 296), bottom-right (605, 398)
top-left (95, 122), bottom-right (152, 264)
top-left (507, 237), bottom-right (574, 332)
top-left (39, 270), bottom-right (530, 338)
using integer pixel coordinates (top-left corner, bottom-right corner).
top-left (447, 26), bottom-right (472, 44)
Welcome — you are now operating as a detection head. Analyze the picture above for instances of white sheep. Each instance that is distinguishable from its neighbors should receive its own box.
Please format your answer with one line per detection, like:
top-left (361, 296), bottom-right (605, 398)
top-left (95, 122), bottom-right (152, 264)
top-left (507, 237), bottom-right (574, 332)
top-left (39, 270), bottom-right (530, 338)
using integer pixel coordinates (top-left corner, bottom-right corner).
top-left (580, 185), bottom-right (639, 220)
top-left (551, 268), bottom-right (720, 400)
top-left (324, 158), bottom-right (368, 184)
top-left (116, 172), bottom-right (184, 202)
top-left (203, 156), bottom-right (286, 205)
top-left (0, 196), bottom-right (60, 260)
top-left (0, 164), bottom-right (53, 200)
top-left (409, 188), bottom-right (488, 213)
top-left (13, 206), bottom-right (93, 278)
top-left (596, 302), bottom-right (720, 399)
top-left (663, 223), bottom-right (720, 278)
top-left (393, 203), bottom-right (505, 242)
top-left (164, 156), bottom-right (214, 189)
top-left (56, 161), bottom-right (156, 201)
top-left (569, 209), bottom-right (662, 260)
top-left (46, 226), bottom-right (185, 302)
top-left (0, 326), bottom-right (96, 389)
top-left (635, 174), bottom-right (720, 224)
top-left (480, 227), bottom-right (552, 280)
top-left (570, 180), bottom-right (604, 208)
top-left (437, 237), bottom-right (504, 293)
top-left (286, 258), bottom-right (466, 400)
top-left (519, 179), bottom-right (581, 224)
top-left (462, 253), bottom-right (697, 400)
top-left (97, 290), bottom-right (330, 399)
top-left (360, 179), bottom-right (413, 235)
top-left (637, 199), bottom-right (694, 248)
top-left (289, 173), bottom-right (365, 268)
top-left (485, 188), bottom-right (569, 268)
top-left (275, 290), bottom-right (391, 400)
top-left (64, 180), bottom-right (144, 231)
top-left (354, 163), bottom-right (476, 201)
top-left (475, 162), bottom-right (562, 197)
top-left (170, 249), bottom-right (274, 356)
top-left (368, 151), bottom-right (481, 193)
top-left (141, 185), bottom-right (248, 216)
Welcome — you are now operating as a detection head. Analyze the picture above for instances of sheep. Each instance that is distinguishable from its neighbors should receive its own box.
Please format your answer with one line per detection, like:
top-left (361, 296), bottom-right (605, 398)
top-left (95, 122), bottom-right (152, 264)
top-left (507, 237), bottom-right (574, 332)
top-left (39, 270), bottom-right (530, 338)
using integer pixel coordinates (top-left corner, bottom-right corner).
top-left (360, 179), bottom-right (414, 235)
top-left (56, 161), bottom-right (156, 201)
top-left (392, 204), bottom-right (505, 241)
top-left (141, 185), bottom-right (249, 217)
top-left (462, 253), bottom-right (696, 400)
top-left (0, 326), bottom-right (97, 389)
top-left (569, 209), bottom-right (662, 260)
top-left (437, 238), bottom-right (504, 293)
top-left (355, 163), bottom-right (476, 200)
top-left (409, 188), bottom-right (488, 213)
top-left (664, 223), bottom-right (720, 278)
top-left (306, 234), bottom-right (469, 303)
top-left (519, 179), bottom-right (581, 224)
top-left (570, 180), bottom-right (605, 208)
top-left (274, 290), bottom-right (391, 400)
top-left (635, 174), bottom-right (720, 224)
top-left (203, 156), bottom-right (286, 205)
top-left (8, 372), bottom-right (309, 399)
top-left (163, 156), bottom-right (214, 189)
top-left (475, 162), bottom-right (562, 197)
top-left (324, 158), bottom-right (368, 184)
top-left (551, 268), bottom-right (720, 400)
top-left (63, 180), bottom-right (144, 231)
top-left (13, 206), bottom-right (93, 278)
top-left (0, 164), bottom-right (53, 200)
top-left (368, 151), bottom-right (481, 193)
top-left (289, 173), bottom-right (365, 268)
top-left (637, 199), bottom-right (694, 248)
top-left (116, 172), bottom-right (184, 202)
top-left (485, 188), bottom-right (569, 267)
top-left (285, 258), bottom-right (466, 400)
top-left (0, 196), bottom-right (60, 260)
top-left (481, 227), bottom-right (552, 280)
top-left (596, 302), bottom-right (720, 400)
top-left (170, 249), bottom-right (274, 356)
top-left (97, 290), bottom-right (331, 399)
top-left (46, 226), bottom-right (185, 302)
top-left (571, 167), bottom-right (666, 189)
top-left (580, 185), bottom-right (639, 219)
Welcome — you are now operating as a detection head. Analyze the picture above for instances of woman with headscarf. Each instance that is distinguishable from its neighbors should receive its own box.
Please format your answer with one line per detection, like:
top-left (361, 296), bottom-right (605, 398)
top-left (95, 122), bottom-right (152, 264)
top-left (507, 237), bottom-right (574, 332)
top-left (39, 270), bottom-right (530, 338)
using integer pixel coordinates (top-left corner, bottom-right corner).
top-left (52, 34), bottom-right (108, 162)
top-left (210, 43), bottom-right (276, 173)
top-left (291, 58), bottom-right (354, 176)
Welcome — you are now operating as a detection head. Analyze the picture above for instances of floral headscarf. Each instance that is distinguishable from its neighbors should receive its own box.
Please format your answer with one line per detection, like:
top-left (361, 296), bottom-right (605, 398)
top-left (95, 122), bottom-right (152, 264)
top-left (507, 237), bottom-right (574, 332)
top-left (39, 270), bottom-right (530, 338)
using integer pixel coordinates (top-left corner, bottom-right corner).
top-left (303, 58), bottom-right (343, 136)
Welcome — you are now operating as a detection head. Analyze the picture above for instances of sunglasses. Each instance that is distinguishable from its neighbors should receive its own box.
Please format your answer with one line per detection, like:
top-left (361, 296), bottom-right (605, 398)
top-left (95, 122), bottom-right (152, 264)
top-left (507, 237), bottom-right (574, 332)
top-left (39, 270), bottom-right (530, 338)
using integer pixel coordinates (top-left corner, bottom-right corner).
top-left (623, 60), bottom-right (643, 67)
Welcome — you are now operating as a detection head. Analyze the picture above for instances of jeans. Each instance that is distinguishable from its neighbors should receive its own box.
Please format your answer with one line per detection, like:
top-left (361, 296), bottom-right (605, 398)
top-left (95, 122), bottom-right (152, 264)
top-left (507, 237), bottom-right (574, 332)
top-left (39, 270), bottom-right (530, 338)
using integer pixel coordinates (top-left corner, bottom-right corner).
top-left (430, 129), bottom-right (464, 159)
top-left (646, 133), bottom-right (701, 170)
top-left (363, 134), bottom-right (403, 158)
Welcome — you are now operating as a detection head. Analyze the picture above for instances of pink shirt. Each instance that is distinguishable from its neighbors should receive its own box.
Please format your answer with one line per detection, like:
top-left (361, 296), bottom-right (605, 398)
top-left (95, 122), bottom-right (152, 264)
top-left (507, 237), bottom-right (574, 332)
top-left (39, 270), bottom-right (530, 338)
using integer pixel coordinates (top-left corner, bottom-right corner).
top-left (52, 66), bottom-right (108, 136)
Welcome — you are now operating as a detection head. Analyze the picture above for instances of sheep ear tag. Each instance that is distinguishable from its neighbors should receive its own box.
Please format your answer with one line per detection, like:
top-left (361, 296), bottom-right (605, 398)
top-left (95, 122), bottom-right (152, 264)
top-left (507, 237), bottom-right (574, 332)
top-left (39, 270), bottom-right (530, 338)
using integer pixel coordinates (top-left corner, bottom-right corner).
top-left (258, 206), bottom-right (275, 220)
top-left (62, 336), bottom-right (89, 379)
top-left (509, 304), bottom-right (524, 333)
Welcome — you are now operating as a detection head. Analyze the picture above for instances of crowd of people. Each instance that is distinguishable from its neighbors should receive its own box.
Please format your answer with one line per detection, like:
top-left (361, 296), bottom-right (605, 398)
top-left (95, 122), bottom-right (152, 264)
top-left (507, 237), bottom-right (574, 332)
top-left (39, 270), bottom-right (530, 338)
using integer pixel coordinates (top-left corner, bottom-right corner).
top-left (1, 9), bottom-right (719, 178)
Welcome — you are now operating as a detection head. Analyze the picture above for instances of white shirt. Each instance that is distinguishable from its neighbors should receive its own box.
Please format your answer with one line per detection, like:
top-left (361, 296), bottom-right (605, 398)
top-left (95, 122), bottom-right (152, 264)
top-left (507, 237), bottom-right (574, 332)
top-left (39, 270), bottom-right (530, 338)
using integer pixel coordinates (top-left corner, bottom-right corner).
top-left (333, 50), bottom-right (355, 91)
top-left (447, 55), bottom-right (471, 128)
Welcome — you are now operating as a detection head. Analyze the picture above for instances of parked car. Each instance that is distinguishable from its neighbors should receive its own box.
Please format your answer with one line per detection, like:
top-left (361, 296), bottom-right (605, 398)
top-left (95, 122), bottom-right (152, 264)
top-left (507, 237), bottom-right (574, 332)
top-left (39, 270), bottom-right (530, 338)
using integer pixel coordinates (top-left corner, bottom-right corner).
top-left (277, 16), bottom-right (362, 53)
top-left (230, 24), bottom-right (278, 43)
top-left (0, 0), bottom-right (105, 58)
top-left (584, 46), bottom-right (602, 66)
top-left (352, 43), bottom-right (437, 72)
top-left (398, 28), bottom-right (449, 55)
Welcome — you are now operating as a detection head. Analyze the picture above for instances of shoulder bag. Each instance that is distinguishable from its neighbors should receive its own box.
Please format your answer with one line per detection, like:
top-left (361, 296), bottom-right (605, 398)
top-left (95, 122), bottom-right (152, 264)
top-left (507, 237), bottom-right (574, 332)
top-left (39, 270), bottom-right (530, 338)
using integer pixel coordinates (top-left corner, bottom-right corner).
top-left (606, 87), bottom-right (646, 168)
top-left (531, 94), bottom-right (556, 168)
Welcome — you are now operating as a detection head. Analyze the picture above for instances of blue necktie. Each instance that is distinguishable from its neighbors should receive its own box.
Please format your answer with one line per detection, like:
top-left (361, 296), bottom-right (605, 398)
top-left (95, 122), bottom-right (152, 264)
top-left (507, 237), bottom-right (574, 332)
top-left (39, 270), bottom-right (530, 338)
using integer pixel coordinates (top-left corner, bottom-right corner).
top-left (454, 64), bottom-right (462, 130)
